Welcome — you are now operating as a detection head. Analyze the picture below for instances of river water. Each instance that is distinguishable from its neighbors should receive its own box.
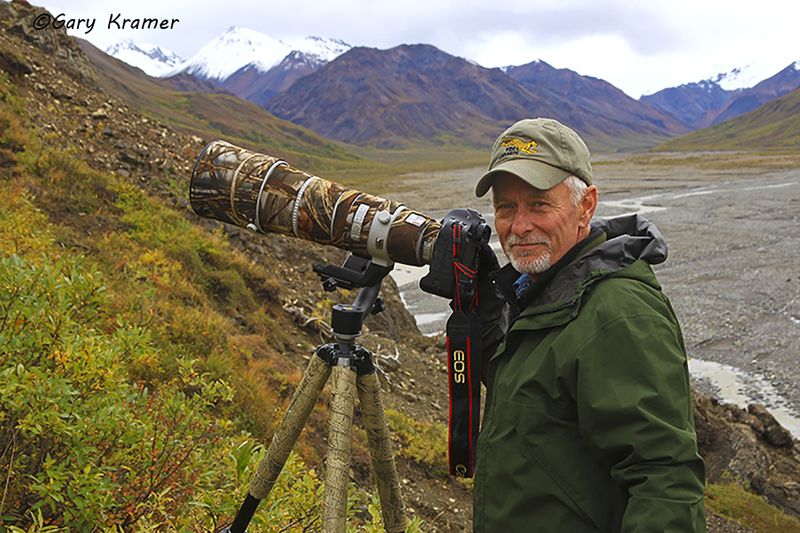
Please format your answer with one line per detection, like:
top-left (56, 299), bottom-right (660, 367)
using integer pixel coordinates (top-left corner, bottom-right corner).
top-left (387, 166), bottom-right (800, 438)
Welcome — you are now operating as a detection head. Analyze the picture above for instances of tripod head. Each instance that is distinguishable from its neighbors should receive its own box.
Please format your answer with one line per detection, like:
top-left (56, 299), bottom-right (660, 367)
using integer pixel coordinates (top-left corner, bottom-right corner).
top-left (313, 254), bottom-right (391, 325)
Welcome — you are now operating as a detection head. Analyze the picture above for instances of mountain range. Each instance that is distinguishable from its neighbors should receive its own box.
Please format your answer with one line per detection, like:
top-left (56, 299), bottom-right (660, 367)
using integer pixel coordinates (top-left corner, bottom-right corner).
top-left (642, 62), bottom-right (800, 130)
top-left (264, 47), bottom-right (687, 149)
top-left (104, 27), bottom-right (800, 151)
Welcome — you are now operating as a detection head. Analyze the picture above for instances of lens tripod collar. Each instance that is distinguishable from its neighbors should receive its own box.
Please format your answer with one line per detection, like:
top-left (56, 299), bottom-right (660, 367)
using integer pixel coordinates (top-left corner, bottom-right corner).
top-left (366, 205), bottom-right (405, 267)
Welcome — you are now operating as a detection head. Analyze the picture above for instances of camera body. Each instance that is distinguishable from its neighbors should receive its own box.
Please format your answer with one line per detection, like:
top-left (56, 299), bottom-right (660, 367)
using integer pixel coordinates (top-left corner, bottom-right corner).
top-left (419, 209), bottom-right (491, 299)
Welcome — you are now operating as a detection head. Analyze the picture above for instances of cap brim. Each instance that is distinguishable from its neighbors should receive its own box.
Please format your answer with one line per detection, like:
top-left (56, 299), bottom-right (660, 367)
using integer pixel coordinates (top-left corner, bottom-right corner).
top-left (475, 159), bottom-right (571, 197)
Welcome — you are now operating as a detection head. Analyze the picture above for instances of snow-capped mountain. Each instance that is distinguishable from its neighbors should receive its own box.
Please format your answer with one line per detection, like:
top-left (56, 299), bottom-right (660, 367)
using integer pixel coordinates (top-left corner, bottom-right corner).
top-left (638, 65), bottom-right (754, 128)
top-left (220, 50), bottom-right (335, 107)
top-left (290, 35), bottom-right (351, 64)
top-left (710, 59), bottom-right (800, 125)
top-left (105, 40), bottom-right (183, 77)
top-left (711, 65), bottom-right (760, 91)
top-left (169, 26), bottom-right (350, 82)
top-left (640, 60), bottom-right (800, 129)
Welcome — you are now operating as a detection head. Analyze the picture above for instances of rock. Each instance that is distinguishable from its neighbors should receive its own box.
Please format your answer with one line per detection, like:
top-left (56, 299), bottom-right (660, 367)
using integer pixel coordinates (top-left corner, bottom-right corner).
top-left (0, 48), bottom-right (32, 78)
top-left (694, 394), bottom-right (800, 517)
top-left (436, 333), bottom-right (447, 349)
top-left (747, 404), bottom-right (793, 448)
top-left (378, 354), bottom-right (401, 372)
top-left (119, 151), bottom-right (140, 165)
top-left (222, 224), bottom-right (240, 237)
top-left (91, 108), bottom-right (108, 119)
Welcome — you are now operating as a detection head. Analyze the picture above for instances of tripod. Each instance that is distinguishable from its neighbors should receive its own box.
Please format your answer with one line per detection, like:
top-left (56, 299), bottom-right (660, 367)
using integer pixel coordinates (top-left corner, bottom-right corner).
top-left (223, 256), bottom-right (407, 533)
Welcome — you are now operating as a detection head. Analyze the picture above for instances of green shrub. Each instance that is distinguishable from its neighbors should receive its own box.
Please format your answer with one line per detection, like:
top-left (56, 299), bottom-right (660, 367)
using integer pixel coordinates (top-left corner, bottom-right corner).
top-left (385, 409), bottom-right (448, 475)
top-left (0, 254), bottom-right (230, 528)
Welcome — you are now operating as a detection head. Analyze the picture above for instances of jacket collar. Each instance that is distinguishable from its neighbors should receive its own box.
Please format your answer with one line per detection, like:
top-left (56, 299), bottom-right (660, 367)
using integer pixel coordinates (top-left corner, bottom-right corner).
top-left (490, 214), bottom-right (668, 335)
top-left (492, 227), bottom-right (605, 320)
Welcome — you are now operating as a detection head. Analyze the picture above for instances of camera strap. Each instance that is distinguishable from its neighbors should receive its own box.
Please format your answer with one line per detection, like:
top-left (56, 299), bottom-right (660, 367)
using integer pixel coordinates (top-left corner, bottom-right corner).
top-left (446, 224), bottom-right (482, 478)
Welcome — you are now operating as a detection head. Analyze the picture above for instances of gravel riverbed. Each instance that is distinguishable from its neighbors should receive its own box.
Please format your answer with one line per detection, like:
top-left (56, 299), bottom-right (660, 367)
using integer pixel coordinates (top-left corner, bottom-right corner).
top-left (384, 152), bottom-right (800, 433)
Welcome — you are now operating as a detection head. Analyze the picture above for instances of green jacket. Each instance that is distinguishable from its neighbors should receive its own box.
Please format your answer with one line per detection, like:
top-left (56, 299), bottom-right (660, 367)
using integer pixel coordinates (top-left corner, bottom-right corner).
top-left (473, 214), bottom-right (706, 532)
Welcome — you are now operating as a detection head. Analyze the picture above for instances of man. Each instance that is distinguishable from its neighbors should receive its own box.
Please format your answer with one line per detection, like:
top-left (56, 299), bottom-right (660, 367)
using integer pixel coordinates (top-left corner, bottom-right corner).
top-left (472, 118), bottom-right (706, 532)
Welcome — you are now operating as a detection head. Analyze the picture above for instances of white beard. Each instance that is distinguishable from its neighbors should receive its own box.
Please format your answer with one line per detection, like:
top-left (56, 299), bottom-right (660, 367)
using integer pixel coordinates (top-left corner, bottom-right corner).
top-left (508, 252), bottom-right (551, 274)
top-left (503, 233), bottom-right (552, 275)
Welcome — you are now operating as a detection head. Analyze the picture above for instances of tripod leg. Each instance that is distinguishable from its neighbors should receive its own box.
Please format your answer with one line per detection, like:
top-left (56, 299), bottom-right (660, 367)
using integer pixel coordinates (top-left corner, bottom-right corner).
top-left (248, 354), bottom-right (331, 501)
top-left (357, 372), bottom-right (408, 533)
top-left (323, 364), bottom-right (357, 533)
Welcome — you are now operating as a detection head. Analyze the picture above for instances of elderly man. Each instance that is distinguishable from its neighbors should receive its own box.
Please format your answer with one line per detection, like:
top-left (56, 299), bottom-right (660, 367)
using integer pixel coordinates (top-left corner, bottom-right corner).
top-left (471, 118), bottom-right (706, 532)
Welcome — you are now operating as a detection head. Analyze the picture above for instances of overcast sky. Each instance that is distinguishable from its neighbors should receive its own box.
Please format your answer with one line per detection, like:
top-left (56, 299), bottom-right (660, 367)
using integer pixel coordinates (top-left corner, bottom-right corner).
top-left (30, 0), bottom-right (800, 98)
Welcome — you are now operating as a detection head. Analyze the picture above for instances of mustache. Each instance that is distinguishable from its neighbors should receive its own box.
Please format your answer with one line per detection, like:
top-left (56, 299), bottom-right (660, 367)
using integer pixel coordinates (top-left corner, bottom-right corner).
top-left (506, 233), bottom-right (551, 247)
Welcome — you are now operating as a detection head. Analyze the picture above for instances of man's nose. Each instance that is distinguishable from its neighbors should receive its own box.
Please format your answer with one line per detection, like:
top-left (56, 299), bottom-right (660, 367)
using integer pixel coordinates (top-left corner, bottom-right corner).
top-left (510, 211), bottom-right (535, 236)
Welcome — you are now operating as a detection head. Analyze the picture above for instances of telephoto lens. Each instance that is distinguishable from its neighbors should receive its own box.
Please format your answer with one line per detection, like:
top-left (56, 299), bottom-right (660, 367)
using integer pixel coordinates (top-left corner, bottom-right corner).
top-left (190, 140), bottom-right (442, 266)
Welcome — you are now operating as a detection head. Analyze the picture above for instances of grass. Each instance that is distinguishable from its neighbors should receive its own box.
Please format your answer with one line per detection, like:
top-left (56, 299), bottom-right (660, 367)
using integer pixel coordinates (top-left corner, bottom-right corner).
top-left (705, 482), bottom-right (800, 532)
top-left (592, 150), bottom-right (800, 172)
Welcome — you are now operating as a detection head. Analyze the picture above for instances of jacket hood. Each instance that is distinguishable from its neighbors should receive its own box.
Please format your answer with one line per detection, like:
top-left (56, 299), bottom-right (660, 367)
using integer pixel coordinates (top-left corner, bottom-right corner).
top-left (588, 213), bottom-right (668, 268)
top-left (498, 214), bottom-right (668, 322)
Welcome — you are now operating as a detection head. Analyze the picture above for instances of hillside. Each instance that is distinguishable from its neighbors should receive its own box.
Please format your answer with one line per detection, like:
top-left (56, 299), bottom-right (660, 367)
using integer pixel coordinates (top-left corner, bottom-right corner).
top-left (1, 2), bottom-right (799, 531)
top-left (656, 87), bottom-right (800, 151)
top-left (76, 38), bottom-right (359, 172)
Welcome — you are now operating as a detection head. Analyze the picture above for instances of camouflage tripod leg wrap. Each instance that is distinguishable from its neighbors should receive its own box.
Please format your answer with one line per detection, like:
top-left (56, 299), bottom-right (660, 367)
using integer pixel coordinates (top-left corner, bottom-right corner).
top-left (358, 372), bottom-right (407, 533)
top-left (248, 355), bottom-right (331, 500)
top-left (323, 365), bottom-right (358, 533)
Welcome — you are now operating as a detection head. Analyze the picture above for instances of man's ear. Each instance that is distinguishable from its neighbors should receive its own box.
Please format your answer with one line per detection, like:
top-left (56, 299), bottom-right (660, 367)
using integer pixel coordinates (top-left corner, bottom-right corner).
top-left (579, 185), bottom-right (598, 228)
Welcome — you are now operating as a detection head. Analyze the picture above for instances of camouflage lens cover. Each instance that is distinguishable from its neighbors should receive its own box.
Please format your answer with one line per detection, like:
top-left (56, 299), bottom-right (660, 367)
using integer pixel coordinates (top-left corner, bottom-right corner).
top-left (190, 140), bottom-right (441, 266)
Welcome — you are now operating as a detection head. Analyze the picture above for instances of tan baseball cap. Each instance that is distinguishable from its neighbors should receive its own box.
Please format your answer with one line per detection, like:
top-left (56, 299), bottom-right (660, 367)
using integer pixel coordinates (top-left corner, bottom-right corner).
top-left (475, 118), bottom-right (593, 197)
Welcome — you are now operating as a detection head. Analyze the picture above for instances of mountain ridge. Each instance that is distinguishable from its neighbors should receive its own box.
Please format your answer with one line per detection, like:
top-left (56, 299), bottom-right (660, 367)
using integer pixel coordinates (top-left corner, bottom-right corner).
top-left (640, 61), bottom-right (800, 131)
top-left (656, 86), bottom-right (800, 151)
top-left (103, 30), bottom-right (799, 152)
top-left (710, 61), bottom-right (800, 126)
top-left (105, 39), bottom-right (183, 77)
top-left (76, 37), bottom-right (360, 170)
top-left (164, 26), bottom-right (351, 82)
top-left (265, 45), bottom-right (685, 150)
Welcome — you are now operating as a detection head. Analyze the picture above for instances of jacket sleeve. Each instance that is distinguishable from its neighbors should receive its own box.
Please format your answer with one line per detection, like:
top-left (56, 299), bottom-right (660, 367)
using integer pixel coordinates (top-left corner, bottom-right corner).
top-left (575, 310), bottom-right (706, 533)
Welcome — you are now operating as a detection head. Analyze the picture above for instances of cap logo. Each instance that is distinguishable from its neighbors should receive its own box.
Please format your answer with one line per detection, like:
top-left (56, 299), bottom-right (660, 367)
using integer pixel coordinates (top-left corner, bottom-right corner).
top-left (498, 136), bottom-right (538, 158)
